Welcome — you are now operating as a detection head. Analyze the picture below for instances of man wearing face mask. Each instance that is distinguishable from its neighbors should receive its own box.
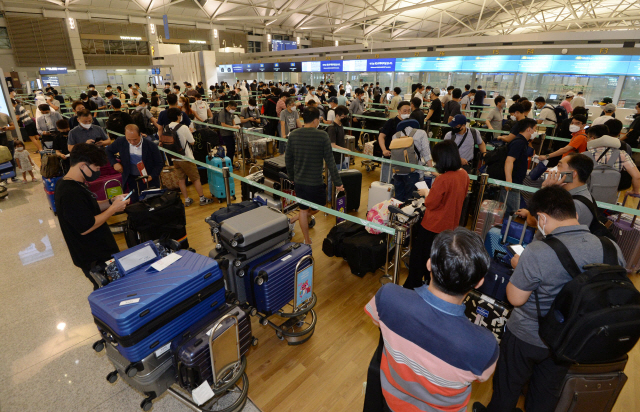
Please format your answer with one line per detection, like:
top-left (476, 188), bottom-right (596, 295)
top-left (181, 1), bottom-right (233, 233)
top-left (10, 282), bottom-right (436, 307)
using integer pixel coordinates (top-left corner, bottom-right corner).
top-left (305, 87), bottom-right (320, 105)
top-left (502, 118), bottom-right (537, 215)
top-left (443, 114), bottom-right (486, 173)
top-left (240, 97), bottom-right (262, 128)
top-left (52, 119), bottom-right (72, 171)
top-left (191, 93), bottom-right (212, 127)
top-left (36, 104), bottom-right (63, 138)
top-left (106, 124), bottom-right (163, 203)
top-left (279, 97), bottom-right (302, 154)
top-left (538, 115), bottom-right (587, 164)
top-left (67, 109), bottom-right (111, 153)
top-left (379, 101), bottom-right (412, 183)
top-left (218, 101), bottom-right (240, 160)
top-left (55, 143), bottom-right (130, 290)
top-left (475, 186), bottom-right (625, 412)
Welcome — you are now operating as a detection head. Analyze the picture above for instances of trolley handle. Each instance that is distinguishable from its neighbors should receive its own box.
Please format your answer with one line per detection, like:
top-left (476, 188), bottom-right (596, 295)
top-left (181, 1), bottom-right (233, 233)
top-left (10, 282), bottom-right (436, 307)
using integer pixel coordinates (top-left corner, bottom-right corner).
top-left (388, 205), bottom-right (413, 218)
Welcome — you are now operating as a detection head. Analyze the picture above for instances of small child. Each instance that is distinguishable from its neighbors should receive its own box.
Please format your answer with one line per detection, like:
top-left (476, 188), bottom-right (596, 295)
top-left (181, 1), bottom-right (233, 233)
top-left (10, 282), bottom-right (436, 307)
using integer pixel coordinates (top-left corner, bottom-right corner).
top-left (14, 141), bottom-right (38, 183)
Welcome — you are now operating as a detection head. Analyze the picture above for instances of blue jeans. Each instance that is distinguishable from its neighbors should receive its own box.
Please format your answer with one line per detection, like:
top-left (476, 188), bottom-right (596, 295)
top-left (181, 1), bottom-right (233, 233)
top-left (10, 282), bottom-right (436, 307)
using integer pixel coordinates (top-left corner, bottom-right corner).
top-left (393, 172), bottom-right (420, 203)
top-left (499, 188), bottom-right (521, 216)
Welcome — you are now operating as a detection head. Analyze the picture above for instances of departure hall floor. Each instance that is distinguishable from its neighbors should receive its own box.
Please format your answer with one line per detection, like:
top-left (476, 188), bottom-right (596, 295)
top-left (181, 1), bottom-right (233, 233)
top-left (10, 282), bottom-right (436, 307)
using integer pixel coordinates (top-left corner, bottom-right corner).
top-left (1, 144), bottom-right (639, 412)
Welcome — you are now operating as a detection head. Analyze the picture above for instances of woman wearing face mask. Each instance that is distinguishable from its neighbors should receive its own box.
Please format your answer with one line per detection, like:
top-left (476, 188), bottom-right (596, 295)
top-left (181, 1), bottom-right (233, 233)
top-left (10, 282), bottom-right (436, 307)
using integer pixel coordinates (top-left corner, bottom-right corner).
top-left (55, 143), bottom-right (129, 290)
top-left (240, 98), bottom-right (262, 128)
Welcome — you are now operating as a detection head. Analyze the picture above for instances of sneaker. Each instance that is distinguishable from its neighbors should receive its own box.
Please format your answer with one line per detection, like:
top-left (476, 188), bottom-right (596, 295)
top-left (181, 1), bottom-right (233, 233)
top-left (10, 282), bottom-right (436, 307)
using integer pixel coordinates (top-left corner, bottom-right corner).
top-left (184, 197), bottom-right (194, 207)
top-left (199, 196), bottom-right (214, 206)
top-left (472, 402), bottom-right (487, 412)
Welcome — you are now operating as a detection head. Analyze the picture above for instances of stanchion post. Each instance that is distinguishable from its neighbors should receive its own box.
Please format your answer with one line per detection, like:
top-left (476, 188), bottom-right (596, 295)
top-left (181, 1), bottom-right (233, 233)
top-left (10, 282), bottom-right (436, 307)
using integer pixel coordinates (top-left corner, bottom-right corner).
top-left (471, 173), bottom-right (489, 232)
top-left (222, 166), bottom-right (232, 204)
top-left (238, 127), bottom-right (246, 173)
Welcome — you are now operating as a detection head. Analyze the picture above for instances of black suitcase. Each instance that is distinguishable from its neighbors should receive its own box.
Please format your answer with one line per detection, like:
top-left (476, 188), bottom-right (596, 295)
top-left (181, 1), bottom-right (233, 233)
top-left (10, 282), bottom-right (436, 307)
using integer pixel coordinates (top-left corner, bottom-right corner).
top-left (322, 221), bottom-right (367, 258)
top-left (241, 170), bottom-right (264, 201)
top-left (339, 169), bottom-right (362, 211)
top-left (555, 356), bottom-right (628, 412)
top-left (125, 190), bottom-right (189, 249)
top-left (342, 231), bottom-right (387, 277)
top-left (174, 303), bottom-right (253, 391)
top-left (263, 156), bottom-right (287, 181)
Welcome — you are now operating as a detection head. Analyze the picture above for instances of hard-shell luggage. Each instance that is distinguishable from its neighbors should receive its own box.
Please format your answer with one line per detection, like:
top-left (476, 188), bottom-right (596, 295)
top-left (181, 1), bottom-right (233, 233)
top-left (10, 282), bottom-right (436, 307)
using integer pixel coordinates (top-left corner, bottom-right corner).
top-left (263, 155), bottom-right (287, 182)
top-left (247, 242), bottom-right (312, 314)
top-left (89, 250), bottom-right (226, 363)
top-left (474, 199), bottom-right (506, 240)
top-left (322, 221), bottom-right (367, 258)
top-left (174, 304), bottom-right (253, 391)
top-left (253, 192), bottom-right (282, 210)
top-left (206, 155), bottom-right (236, 201)
top-left (339, 169), bottom-right (362, 211)
top-left (478, 252), bottom-right (513, 303)
top-left (609, 193), bottom-right (640, 273)
top-left (0, 161), bottom-right (15, 180)
top-left (206, 201), bottom-right (261, 232)
top-left (500, 214), bottom-right (535, 245)
top-left (484, 226), bottom-right (507, 259)
top-left (367, 181), bottom-right (395, 212)
top-left (342, 231), bottom-right (387, 277)
top-left (104, 341), bottom-right (175, 404)
top-left (43, 176), bottom-right (62, 213)
top-left (241, 170), bottom-right (264, 201)
top-left (463, 289), bottom-right (512, 343)
top-left (125, 190), bottom-right (188, 249)
top-left (554, 356), bottom-right (628, 412)
top-left (217, 206), bottom-right (291, 261)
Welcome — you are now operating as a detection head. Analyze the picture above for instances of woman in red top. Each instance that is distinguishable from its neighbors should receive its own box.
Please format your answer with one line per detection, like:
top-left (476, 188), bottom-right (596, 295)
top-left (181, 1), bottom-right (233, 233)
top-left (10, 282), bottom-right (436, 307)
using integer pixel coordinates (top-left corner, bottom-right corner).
top-left (405, 140), bottom-right (470, 289)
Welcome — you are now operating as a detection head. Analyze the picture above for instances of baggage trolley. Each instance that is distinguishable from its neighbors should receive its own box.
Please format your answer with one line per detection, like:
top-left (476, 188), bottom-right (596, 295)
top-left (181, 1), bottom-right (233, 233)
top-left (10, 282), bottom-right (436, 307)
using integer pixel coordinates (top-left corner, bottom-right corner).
top-left (360, 132), bottom-right (380, 172)
top-left (167, 313), bottom-right (249, 412)
top-left (380, 203), bottom-right (422, 285)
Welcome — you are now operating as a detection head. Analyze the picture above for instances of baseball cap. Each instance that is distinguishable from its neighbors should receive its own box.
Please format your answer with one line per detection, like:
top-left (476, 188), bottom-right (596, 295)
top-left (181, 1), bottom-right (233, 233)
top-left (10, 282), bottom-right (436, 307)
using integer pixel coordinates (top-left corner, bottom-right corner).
top-left (328, 97), bottom-right (338, 104)
top-left (431, 88), bottom-right (441, 96)
top-left (603, 103), bottom-right (616, 112)
top-left (600, 97), bottom-right (613, 105)
top-left (565, 92), bottom-right (575, 98)
top-left (448, 114), bottom-right (468, 128)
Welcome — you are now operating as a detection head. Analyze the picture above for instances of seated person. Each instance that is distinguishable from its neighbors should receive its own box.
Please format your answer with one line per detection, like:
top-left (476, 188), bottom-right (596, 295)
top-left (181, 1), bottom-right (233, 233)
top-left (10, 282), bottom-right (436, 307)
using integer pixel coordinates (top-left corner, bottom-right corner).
top-left (365, 227), bottom-right (498, 412)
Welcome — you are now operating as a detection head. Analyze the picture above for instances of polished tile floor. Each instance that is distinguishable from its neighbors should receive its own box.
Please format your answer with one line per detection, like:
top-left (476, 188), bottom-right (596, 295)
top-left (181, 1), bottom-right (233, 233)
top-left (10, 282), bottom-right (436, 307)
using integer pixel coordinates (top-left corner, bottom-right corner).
top-left (0, 177), bottom-right (259, 412)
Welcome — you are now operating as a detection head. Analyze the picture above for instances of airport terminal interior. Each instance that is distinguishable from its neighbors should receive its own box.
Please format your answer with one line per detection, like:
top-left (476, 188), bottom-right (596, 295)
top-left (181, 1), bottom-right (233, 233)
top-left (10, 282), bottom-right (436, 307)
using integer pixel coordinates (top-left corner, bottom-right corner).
top-left (2, 0), bottom-right (640, 411)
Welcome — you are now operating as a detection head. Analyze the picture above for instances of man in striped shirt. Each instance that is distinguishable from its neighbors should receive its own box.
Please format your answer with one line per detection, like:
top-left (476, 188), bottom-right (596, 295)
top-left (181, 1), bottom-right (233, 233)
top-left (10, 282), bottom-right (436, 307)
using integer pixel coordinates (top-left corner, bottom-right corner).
top-left (365, 228), bottom-right (499, 411)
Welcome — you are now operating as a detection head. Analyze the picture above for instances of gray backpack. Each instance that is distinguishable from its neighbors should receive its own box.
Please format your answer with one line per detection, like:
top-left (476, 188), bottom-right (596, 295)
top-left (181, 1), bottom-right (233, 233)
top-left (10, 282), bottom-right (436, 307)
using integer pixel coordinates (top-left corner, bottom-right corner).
top-left (586, 148), bottom-right (621, 204)
top-left (389, 129), bottom-right (419, 174)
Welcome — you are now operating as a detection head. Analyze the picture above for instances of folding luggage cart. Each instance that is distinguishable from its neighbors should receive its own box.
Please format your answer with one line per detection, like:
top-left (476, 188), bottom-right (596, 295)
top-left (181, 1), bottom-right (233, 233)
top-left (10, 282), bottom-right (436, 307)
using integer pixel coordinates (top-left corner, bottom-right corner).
top-left (380, 200), bottom-right (424, 285)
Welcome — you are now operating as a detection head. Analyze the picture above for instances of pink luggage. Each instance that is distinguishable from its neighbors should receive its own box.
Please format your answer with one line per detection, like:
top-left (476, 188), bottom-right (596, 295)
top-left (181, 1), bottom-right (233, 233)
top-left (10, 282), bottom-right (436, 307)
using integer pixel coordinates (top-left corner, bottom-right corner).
top-left (609, 193), bottom-right (640, 274)
top-left (474, 199), bottom-right (506, 241)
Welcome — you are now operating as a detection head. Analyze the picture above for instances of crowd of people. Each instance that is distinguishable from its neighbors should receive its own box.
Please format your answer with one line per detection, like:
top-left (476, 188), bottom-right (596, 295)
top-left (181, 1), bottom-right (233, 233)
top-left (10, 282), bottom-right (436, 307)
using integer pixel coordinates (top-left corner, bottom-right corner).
top-left (2, 76), bottom-right (639, 412)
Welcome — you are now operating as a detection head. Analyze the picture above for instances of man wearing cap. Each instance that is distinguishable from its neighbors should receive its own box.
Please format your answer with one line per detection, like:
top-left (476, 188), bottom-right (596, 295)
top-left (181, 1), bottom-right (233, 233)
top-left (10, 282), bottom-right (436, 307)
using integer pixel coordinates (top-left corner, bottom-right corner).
top-left (390, 119), bottom-right (433, 202)
top-left (592, 103), bottom-right (616, 126)
top-left (323, 97), bottom-right (339, 125)
top-left (425, 88), bottom-right (443, 138)
top-left (443, 114), bottom-right (486, 173)
top-left (561, 92), bottom-right (575, 114)
top-left (571, 91), bottom-right (586, 109)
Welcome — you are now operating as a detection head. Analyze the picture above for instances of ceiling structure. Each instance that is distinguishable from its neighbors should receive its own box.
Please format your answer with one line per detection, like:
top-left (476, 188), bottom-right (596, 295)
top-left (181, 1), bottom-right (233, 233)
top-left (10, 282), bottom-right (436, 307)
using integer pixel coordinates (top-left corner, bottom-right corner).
top-left (6, 0), bottom-right (640, 42)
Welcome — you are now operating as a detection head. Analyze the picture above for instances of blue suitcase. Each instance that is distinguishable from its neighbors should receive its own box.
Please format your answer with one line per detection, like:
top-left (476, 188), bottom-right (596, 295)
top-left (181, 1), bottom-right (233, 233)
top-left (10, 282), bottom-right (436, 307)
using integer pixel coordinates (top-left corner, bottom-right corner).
top-left (207, 155), bottom-right (236, 201)
top-left (246, 242), bottom-right (312, 315)
top-left (88, 250), bottom-right (226, 364)
top-left (0, 161), bottom-right (15, 180)
top-left (43, 176), bottom-right (62, 213)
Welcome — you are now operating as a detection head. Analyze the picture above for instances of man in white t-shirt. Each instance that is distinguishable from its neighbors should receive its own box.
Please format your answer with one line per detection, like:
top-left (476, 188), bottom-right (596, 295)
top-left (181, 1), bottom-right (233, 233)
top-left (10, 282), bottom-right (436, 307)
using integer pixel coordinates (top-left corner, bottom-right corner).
top-left (305, 87), bottom-right (321, 104)
top-left (345, 81), bottom-right (352, 97)
top-left (191, 93), bottom-right (212, 126)
top-left (591, 103), bottom-right (616, 126)
top-left (413, 84), bottom-right (425, 104)
top-left (571, 91), bottom-right (586, 109)
top-left (324, 97), bottom-right (339, 124)
top-left (165, 108), bottom-right (214, 207)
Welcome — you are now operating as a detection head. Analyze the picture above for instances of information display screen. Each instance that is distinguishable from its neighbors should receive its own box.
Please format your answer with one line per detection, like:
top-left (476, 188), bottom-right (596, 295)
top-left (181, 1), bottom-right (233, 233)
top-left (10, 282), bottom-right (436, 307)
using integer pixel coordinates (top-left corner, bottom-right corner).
top-left (302, 61), bottom-right (321, 72)
top-left (40, 76), bottom-right (60, 87)
top-left (461, 55), bottom-right (521, 72)
top-left (218, 65), bottom-right (233, 73)
top-left (343, 60), bottom-right (368, 72)
top-left (231, 64), bottom-right (244, 73)
top-left (39, 67), bottom-right (67, 75)
top-left (272, 40), bottom-right (297, 51)
top-left (321, 61), bottom-right (342, 72)
top-left (366, 58), bottom-right (395, 71)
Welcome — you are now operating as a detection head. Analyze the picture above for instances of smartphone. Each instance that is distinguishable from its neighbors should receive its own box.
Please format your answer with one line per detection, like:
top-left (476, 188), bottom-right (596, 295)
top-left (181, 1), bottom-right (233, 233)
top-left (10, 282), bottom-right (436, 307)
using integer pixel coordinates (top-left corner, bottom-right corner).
top-left (122, 191), bottom-right (133, 201)
top-left (507, 244), bottom-right (525, 257)
top-left (543, 171), bottom-right (573, 183)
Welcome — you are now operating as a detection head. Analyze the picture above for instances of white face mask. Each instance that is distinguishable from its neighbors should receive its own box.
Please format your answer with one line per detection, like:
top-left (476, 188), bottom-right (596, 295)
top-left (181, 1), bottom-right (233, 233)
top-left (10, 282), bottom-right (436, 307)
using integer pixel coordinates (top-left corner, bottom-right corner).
top-left (16, 147), bottom-right (23, 151)
top-left (80, 123), bottom-right (92, 129)
top-left (537, 214), bottom-right (547, 237)
top-left (569, 125), bottom-right (581, 133)
top-left (400, 114), bottom-right (410, 119)
top-left (510, 115), bottom-right (517, 121)
top-left (229, 109), bottom-right (235, 114)
top-left (249, 106), bottom-right (256, 110)
top-left (530, 131), bottom-right (539, 139)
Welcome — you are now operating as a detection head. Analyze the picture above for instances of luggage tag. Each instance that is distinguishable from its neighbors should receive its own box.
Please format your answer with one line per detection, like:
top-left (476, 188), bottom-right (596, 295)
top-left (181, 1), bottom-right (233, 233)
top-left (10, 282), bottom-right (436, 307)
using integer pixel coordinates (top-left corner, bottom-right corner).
top-left (145, 253), bottom-right (182, 272)
top-left (113, 241), bottom-right (161, 275)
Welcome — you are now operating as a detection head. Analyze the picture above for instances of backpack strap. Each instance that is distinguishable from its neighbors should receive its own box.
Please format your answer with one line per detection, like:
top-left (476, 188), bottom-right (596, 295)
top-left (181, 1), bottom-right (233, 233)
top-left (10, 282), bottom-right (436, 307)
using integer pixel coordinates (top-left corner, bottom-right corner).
top-left (606, 148), bottom-right (620, 167)
top-left (541, 235), bottom-right (582, 278)
top-left (596, 147), bottom-right (610, 163)
top-left (572, 194), bottom-right (599, 231)
top-left (457, 129), bottom-right (470, 149)
top-left (600, 236), bottom-right (618, 266)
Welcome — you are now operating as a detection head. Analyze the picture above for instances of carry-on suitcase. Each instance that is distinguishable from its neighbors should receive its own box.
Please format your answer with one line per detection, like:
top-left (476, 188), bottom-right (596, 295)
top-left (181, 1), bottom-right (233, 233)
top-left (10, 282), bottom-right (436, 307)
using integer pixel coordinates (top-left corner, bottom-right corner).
top-left (463, 289), bottom-right (512, 343)
top-left (241, 169), bottom-right (264, 201)
top-left (253, 192), bottom-right (282, 210)
top-left (246, 242), bottom-right (312, 314)
top-left (217, 206), bottom-right (291, 262)
top-left (484, 215), bottom-right (534, 260)
top-left (322, 221), bottom-right (367, 258)
top-left (474, 199), bottom-right (506, 240)
top-left (206, 200), bottom-right (261, 234)
top-left (263, 155), bottom-right (287, 182)
top-left (554, 356), bottom-right (628, 412)
top-left (339, 169), bottom-right (362, 211)
top-left (125, 190), bottom-right (189, 249)
top-left (206, 155), bottom-right (236, 201)
top-left (0, 161), bottom-right (14, 180)
top-left (174, 303), bottom-right (253, 391)
top-left (342, 231), bottom-right (388, 277)
top-left (367, 164), bottom-right (395, 212)
top-left (477, 251), bottom-right (513, 303)
top-left (86, 172), bottom-right (127, 201)
top-left (609, 193), bottom-right (640, 273)
top-left (89, 250), bottom-right (226, 363)
top-left (43, 176), bottom-right (62, 213)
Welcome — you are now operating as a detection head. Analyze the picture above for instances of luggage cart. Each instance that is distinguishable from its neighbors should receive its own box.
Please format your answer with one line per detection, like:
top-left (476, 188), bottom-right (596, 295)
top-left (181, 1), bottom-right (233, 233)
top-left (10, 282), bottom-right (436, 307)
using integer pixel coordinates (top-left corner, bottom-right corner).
top-left (380, 203), bottom-right (423, 285)
top-left (360, 132), bottom-right (381, 172)
top-left (252, 255), bottom-right (317, 345)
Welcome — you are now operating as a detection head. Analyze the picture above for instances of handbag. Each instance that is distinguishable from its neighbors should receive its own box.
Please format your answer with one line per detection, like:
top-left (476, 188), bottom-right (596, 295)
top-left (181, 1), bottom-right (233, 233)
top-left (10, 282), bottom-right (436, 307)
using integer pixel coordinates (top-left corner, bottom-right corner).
top-left (40, 154), bottom-right (62, 178)
top-left (159, 166), bottom-right (180, 190)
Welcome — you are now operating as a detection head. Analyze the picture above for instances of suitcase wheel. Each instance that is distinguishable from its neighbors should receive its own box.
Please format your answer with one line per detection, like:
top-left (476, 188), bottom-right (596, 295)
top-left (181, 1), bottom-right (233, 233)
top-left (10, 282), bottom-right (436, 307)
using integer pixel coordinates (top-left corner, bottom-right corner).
top-left (92, 339), bottom-right (105, 353)
top-left (106, 370), bottom-right (118, 384)
top-left (255, 276), bottom-right (265, 286)
top-left (233, 259), bottom-right (242, 267)
top-left (276, 332), bottom-right (284, 340)
top-left (125, 363), bottom-right (141, 377)
top-left (215, 243), bottom-right (223, 251)
top-left (260, 317), bottom-right (269, 326)
top-left (237, 269), bottom-right (245, 277)
top-left (140, 398), bottom-right (153, 411)
top-left (250, 308), bottom-right (257, 317)
top-left (252, 337), bottom-right (259, 346)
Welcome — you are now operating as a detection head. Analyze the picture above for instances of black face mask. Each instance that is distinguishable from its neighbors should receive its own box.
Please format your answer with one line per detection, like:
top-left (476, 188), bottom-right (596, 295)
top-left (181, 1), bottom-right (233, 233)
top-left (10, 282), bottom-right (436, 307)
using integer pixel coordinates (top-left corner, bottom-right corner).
top-left (81, 164), bottom-right (101, 182)
top-left (453, 126), bottom-right (462, 134)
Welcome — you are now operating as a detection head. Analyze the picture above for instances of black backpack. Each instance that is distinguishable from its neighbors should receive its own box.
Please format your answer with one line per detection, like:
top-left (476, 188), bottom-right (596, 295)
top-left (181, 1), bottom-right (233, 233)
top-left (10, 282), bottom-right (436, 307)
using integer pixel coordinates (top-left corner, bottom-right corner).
top-left (131, 110), bottom-right (149, 134)
top-left (484, 145), bottom-right (510, 181)
top-left (572, 195), bottom-right (615, 241)
top-left (105, 112), bottom-right (127, 136)
top-left (159, 124), bottom-right (186, 158)
top-left (546, 104), bottom-right (568, 124)
top-left (534, 236), bottom-right (640, 364)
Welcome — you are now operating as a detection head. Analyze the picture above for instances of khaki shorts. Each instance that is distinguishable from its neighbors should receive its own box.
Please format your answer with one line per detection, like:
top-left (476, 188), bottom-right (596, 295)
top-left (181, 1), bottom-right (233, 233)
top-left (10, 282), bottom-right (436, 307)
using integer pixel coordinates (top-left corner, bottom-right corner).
top-left (173, 160), bottom-right (200, 183)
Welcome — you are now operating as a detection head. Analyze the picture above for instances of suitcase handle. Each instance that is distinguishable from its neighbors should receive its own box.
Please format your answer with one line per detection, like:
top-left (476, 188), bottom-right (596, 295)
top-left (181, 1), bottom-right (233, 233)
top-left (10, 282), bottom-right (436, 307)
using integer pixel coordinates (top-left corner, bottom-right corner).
top-left (501, 213), bottom-right (529, 245)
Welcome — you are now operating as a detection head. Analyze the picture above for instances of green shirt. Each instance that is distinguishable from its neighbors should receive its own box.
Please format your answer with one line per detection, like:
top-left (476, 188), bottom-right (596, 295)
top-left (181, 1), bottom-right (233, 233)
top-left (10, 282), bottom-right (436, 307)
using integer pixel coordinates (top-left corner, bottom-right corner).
top-left (285, 127), bottom-right (343, 187)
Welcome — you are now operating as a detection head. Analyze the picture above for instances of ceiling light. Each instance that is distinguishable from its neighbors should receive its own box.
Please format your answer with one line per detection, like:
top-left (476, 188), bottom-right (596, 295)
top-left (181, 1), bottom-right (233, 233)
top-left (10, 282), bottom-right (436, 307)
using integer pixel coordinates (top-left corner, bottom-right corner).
top-left (57, 322), bottom-right (66, 331)
top-left (68, 17), bottom-right (76, 30)
top-left (335, 40), bottom-right (339, 47)
top-left (267, 34), bottom-right (272, 42)
top-left (189, 40), bottom-right (207, 44)
top-left (213, 29), bottom-right (218, 39)
top-left (296, 36), bottom-right (300, 44)
top-left (121, 36), bottom-right (142, 41)
top-left (150, 23), bottom-right (156, 35)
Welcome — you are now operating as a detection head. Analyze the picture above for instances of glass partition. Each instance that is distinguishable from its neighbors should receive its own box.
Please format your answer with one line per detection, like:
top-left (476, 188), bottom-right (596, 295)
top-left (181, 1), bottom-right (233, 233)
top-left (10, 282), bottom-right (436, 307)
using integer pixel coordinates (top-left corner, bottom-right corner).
top-left (475, 73), bottom-right (522, 100)
top-left (376, 72), bottom-right (393, 90)
top-left (620, 76), bottom-right (640, 109)
top-left (451, 72), bottom-right (474, 89)
top-left (523, 74), bottom-right (618, 105)
top-left (394, 72), bottom-right (420, 96)
top-left (426, 72), bottom-right (449, 90)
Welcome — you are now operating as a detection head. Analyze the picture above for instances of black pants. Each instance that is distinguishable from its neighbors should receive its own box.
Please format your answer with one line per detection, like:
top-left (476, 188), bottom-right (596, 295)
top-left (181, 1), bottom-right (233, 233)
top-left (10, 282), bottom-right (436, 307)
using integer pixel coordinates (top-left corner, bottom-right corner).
top-left (404, 225), bottom-right (437, 290)
top-left (80, 264), bottom-right (101, 291)
top-left (221, 134), bottom-right (235, 162)
top-left (363, 334), bottom-right (393, 412)
top-left (487, 329), bottom-right (570, 412)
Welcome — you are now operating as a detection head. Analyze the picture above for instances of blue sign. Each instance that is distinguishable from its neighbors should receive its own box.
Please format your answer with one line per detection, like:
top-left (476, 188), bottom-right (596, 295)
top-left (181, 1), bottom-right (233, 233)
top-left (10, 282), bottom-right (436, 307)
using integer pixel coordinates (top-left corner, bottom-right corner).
top-left (232, 64), bottom-right (244, 73)
top-left (394, 57), bottom-right (432, 72)
top-left (461, 55), bottom-right (521, 72)
top-left (367, 58), bottom-right (395, 71)
top-left (321, 61), bottom-right (342, 72)
top-left (272, 40), bottom-right (297, 51)
top-left (285, 62), bottom-right (301, 72)
top-left (431, 56), bottom-right (464, 72)
top-left (295, 264), bottom-right (313, 308)
top-left (39, 67), bottom-right (67, 75)
top-left (551, 55), bottom-right (631, 75)
top-left (40, 76), bottom-right (60, 87)
top-left (162, 15), bottom-right (170, 40)
top-left (257, 63), bottom-right (274, 72)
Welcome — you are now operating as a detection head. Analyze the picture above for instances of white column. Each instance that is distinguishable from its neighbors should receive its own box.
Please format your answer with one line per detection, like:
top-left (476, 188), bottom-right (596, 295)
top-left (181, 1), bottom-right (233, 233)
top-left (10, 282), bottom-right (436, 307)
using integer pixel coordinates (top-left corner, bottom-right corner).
top-left (210, 28), bottom-right (220, 53)
top-left (147, 21), bottom-right (161, 63)
top-left (65, 14), bottom-right (86, 70)
top-left (612, 75), bottom-right (625, 105)
top-left (518, 73), bottom-right (527, 96)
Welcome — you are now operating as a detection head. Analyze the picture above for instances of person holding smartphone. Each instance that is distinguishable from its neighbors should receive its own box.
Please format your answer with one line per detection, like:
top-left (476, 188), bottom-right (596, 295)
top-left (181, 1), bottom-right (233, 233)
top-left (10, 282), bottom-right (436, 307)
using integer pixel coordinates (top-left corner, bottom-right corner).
top-left (55, 143), bottom-right (130, 291)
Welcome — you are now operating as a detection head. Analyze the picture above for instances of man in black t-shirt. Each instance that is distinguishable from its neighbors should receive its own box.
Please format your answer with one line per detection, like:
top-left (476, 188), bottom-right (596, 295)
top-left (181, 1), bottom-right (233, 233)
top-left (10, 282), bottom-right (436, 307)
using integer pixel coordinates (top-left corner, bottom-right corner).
top-left (409, 97), bottom-right (425, 129)
top-left (425, 88), bottom-right (443, 138)
top-left (502, 118), bottom-right (536, 215)
top-left (54, 143), bottom-right (129, 290)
